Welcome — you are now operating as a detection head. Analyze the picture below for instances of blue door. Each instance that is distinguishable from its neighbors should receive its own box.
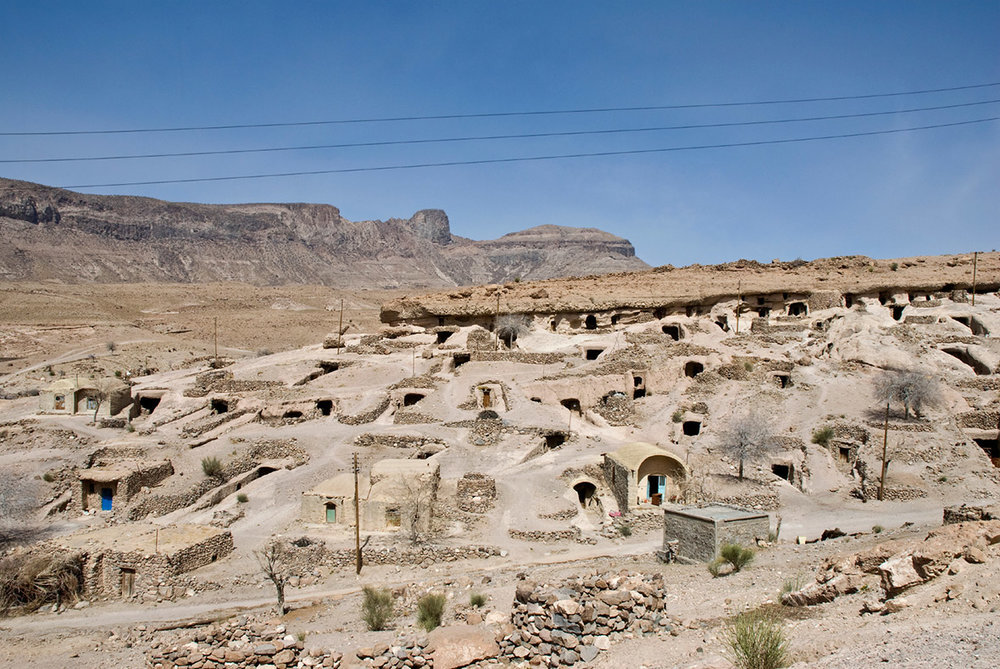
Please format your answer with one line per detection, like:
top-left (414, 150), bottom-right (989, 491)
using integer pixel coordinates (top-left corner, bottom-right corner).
top-left (101, 488), bottom-right (113, 511)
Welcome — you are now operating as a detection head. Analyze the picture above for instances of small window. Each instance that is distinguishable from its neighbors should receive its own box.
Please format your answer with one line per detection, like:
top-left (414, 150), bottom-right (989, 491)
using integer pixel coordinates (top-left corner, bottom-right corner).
top-left (86, 397), bottom-right (99, 410)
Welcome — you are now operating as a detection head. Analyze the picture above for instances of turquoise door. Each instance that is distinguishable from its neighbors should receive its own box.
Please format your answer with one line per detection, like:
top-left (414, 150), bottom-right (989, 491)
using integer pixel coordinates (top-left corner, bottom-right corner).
top-left (325, 503), bottom-right (336, 523)
top-left (101, 487), bottom-right (113, 511)
top-left (647, 475), bottom-right (665, 498)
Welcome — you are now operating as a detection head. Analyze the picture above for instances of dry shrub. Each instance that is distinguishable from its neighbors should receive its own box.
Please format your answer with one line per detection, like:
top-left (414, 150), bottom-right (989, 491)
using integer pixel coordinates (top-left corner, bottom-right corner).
top-left (723, 608), bottom-right (789, 669)
top-left (0, 551), bottom-right (84, 616)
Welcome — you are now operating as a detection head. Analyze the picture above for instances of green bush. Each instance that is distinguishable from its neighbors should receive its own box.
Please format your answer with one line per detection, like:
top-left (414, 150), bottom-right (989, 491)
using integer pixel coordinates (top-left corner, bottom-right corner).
top-left (469, 592), bottom-right (486, 608)
top-left (811, 425), bottom-right (835, 447)
top-left (201, 457), bottom-right (223, 477)
top-left (872, 525), bottom-right (883, 534)
top-left (723, 609), bottom-right (789, 669)
top-left (618, 524), bottom-right (632, 537)
top-left (42, 472), bottom-right (55, 483)
top-left (236, 493), bottom-right (249, 504)
top-left (671, 409), bottom-right (684, 423)
top-left (361, 586), bottom-right (394, 631)
top-left (708, 557), bottom-right (725, 578)
top-left (416, 592), bottom-right (446, 631)
top-left (890, 262), bottom-right (899, 272)
top-left (743, 361), bottom-right (754, 372)
top-left (721, 544), bottom-right (755, 572)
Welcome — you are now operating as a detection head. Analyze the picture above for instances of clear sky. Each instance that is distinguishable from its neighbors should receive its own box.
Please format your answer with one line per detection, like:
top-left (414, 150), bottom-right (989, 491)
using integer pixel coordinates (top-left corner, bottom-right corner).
top-left (1, 1), bottom-right (997, 267)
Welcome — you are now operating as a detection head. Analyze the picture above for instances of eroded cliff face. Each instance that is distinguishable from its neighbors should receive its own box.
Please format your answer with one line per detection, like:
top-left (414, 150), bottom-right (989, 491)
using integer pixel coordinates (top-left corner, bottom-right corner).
top-left (0, 179), bottom-right (647, 288)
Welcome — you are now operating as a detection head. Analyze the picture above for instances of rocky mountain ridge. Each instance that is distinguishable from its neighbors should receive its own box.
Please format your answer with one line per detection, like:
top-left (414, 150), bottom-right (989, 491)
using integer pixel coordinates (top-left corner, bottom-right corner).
top-left (0, 178), bottom-right (647, 288)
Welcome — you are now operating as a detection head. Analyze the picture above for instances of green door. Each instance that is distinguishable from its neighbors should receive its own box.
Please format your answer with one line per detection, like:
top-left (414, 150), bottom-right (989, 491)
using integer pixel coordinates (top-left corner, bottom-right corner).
top-left (325, 503), bottom-right (336, 523)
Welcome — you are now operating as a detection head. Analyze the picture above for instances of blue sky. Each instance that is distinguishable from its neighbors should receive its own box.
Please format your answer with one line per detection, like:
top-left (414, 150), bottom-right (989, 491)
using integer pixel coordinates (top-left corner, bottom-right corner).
top-left (1, 1), bottom-right (998, 267)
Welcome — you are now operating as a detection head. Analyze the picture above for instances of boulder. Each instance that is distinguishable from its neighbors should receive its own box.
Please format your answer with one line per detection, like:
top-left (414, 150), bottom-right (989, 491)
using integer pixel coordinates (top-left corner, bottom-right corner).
top-left (426, 625), bottom-right (500, 669)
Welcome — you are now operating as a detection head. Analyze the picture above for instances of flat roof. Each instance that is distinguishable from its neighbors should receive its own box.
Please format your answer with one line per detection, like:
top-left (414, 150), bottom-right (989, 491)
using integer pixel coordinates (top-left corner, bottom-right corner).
top-left (663, 503), bottom-right (768, 522)
top-left (54, 523), bottom-right (228, 555)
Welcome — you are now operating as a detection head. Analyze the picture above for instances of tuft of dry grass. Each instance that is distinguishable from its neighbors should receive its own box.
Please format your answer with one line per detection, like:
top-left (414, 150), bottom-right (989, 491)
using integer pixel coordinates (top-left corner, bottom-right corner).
top-left (0, 551), bottom-right (85, 616)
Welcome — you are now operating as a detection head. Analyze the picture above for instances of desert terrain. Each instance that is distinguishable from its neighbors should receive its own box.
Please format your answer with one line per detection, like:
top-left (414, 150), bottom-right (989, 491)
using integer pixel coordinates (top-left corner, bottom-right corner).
top-left (0, 251), bottom-right (998, 669)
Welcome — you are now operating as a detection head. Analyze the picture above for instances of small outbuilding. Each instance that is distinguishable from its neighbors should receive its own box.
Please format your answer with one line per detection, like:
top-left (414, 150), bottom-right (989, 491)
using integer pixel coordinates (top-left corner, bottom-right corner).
top-left (301, 458), bottom-right (440, 535)
top-left (661, 503), bottom-right (770, 563)
top-left (53, 523), bottom-right (233, 600)
top-left (602, 442), bottom-right (687, 511)
top-left (76, 460), bottom-right (174, 513)
top-left (39, 378), bottom-right (131, 418)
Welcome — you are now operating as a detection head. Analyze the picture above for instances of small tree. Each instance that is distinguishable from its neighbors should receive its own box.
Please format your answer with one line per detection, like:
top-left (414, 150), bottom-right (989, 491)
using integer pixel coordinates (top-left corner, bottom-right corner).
top-left (873, 369), bottom-right (941, 419)
top-left (718, 411), bottom-right (775, 480)
top-left (394, 475), bottom-right (436, 544)
top-left (254, 541), bottom-right (290, 615)
top-left (495, 314), bottom-right (531, 348)
top-left (89, 378), bottom-right (122, 425)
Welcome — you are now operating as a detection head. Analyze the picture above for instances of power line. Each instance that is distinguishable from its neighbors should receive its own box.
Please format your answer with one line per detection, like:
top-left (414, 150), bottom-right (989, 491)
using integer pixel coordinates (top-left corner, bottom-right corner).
top-left (58, 116), bottom-right (1000, 189)
top-left (6, 98), bottom-right (998, 164)
top-left (5, 82), bottom-right (1000, 137)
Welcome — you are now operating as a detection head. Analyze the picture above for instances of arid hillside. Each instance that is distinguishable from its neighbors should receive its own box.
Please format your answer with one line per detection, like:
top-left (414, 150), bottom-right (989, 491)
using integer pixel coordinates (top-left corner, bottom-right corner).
top-left (0, 178), bottom-right (647, 288)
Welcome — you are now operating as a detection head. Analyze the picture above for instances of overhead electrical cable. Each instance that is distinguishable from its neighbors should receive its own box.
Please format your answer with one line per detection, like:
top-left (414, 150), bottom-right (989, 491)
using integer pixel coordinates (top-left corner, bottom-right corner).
top-left (6, 98), bottom-right (998, 164)
top-left (5, 81), bottom-right (999, 137)
top-left (58, 116), bottom-right (1000, 189)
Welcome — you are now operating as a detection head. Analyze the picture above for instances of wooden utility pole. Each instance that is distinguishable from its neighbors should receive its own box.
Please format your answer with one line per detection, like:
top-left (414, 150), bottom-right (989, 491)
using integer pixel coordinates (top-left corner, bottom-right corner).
top-left (735, 280), bottom-right (742, 335)
top-left (412, 348), bottom-right (416, 377)
top-left (213, 317), bottom-right (219, 367)
top-left (337, 298), bottom-right (345, 354)
top-left (494, 292), bottom-right (501, 351)
top-left (971, 251), bottom-right (979, 307)
top-left (878, 402), bottom-right (890, 501)
top-left (353, 452), bottom-right (362, 574)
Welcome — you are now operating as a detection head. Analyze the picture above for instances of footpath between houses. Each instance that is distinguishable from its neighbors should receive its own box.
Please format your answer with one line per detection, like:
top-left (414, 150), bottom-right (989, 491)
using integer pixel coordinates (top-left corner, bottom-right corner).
top-left (145, 570), bottom-right (673, 668)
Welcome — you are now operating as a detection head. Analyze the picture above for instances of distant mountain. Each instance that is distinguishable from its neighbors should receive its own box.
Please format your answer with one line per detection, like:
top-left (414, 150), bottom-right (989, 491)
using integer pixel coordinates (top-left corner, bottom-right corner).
top-left (0, 178), bottom-right (648, 288)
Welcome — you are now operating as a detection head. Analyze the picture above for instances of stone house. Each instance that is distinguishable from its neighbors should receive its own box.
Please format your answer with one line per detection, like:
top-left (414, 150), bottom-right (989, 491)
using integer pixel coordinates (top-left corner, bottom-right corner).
top-left (39, 377), bottom-right (131, 418)
top-left (662, 503), bottom-right (770, 563)
top-left (602, 442), bottom-right (687, 512)
top-left (76, 460), bottom-right (174, 513)
top-left (301, 459), bottom-right (440, 535)
top-left (53, 523), bottom-right (234, 599)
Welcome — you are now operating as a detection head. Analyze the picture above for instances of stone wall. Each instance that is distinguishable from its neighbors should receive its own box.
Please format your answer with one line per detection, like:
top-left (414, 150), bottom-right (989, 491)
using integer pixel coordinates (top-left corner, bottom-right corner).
top-left (601, 456), bottom-right (630, 514)
top-left (456, 473), bottom-right (497, 512)
top-left (500, 571), bottom-right (674, 666)
top-left (469, 351), bottom-right (565, 365)
top-left (354, 433), bottom-right (446, 450)
top-left (338, 395), bottom-right (390, 425)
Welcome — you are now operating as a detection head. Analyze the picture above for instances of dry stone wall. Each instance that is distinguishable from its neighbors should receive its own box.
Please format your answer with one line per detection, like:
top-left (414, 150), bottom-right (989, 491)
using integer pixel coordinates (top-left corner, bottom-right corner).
top-left (501, 571), bottom-right (674, 666)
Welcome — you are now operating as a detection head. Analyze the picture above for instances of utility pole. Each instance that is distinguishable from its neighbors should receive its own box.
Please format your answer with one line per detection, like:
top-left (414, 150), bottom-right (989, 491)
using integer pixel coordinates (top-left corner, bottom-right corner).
top-left (971, 251), bottom-right (979, 307)
top-left (878, 401), bottom-right (890, 501)
top-left (494, 292), bottom-right (501, 351)
top-left (353, 452), bottom-right (362, 574)
top-left (735, 280), bottom-right (742, 335)
top-left (213, 317), bottom-right (219, 367)
top-left (412, 348), bottom-right (416, 377)
top-left (337, 298), bottom-right (345, 354)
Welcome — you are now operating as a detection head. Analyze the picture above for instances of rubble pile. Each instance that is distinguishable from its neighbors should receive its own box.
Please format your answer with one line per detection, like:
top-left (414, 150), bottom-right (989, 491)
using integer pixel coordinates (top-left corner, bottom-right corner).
top-left (146, 619), bottom-right (341, 669)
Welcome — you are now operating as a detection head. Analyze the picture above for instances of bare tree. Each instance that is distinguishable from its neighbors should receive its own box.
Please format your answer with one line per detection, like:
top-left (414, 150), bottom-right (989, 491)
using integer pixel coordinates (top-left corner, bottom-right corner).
top-left (718, 411), bottom-right (775, 481)
top-left (495, 314), bottom-right (531, 349)
top-left (873, 369), bottom-right (942, 419)
top-left (393, 475), bottom-right (436, 544)
top-left (89, 378), bottom-right (123, 425)
top-left (254, 541), bottom-right (290, 615)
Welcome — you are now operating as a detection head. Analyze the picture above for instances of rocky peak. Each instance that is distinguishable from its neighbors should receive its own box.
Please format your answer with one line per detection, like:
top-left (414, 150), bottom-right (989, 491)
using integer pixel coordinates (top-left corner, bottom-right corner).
top-left (408, 209), bottom-right (452, 245)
